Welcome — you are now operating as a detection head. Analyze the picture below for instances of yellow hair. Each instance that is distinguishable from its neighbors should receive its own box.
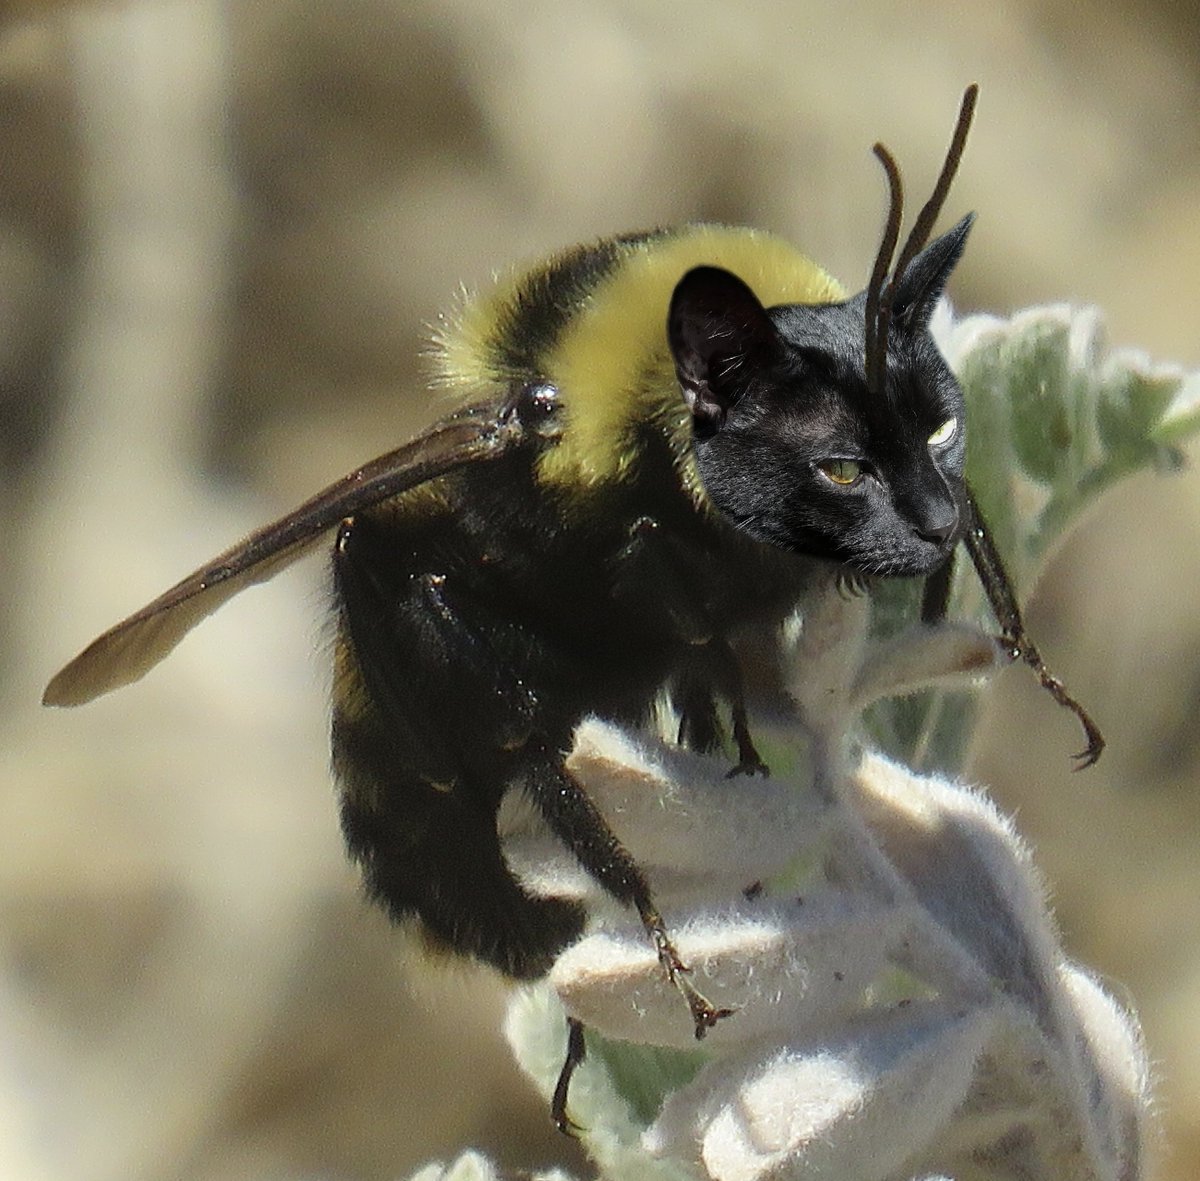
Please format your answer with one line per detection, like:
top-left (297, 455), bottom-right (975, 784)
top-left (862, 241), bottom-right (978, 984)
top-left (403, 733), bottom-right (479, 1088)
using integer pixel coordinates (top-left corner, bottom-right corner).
top-left (435, 226), bottom-right (845, 501)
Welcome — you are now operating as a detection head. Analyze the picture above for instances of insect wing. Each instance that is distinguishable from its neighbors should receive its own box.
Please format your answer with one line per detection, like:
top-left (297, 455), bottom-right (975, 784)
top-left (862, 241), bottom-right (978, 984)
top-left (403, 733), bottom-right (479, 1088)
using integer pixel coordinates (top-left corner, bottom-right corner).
top-left (43, 403), bottom-right (519, 707)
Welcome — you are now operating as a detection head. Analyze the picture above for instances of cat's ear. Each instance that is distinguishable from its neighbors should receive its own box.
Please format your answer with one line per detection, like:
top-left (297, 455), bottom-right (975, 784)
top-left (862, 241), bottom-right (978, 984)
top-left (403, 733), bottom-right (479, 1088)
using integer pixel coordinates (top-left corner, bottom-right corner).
top-left (892, 212), bottom-right (975, 331)
top-left (668, 266), bottom-right (780, 437)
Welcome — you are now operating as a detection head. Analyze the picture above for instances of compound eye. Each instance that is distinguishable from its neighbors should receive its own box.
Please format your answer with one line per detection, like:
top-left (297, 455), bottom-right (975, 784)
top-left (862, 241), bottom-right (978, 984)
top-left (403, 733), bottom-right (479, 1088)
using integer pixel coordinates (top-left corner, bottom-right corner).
top-left (928, 417), bottom-right (957, 447)
top-left (818, 458), bottom-right (863, 487)
top-left (515, 381), bottom-right (561, 433)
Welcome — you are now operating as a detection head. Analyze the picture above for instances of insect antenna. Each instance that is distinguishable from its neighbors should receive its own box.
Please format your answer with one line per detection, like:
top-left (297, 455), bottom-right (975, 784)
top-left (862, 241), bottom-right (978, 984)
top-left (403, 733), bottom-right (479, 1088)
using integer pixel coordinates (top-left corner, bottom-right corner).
top-left (890, 83), bottom-right (978, 288)
top-left (864, 83), bottom-right (979, 398)
top-left (862, 86), bottom-right (1104, 767)
top-left (863, 145), bottom-right (903, 399)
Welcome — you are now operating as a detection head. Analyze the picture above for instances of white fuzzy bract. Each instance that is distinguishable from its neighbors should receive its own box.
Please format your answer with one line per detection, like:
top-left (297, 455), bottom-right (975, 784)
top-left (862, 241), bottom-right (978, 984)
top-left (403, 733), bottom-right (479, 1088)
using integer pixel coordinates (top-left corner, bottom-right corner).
top-left (498, 579), bottom-right (1148, 1181)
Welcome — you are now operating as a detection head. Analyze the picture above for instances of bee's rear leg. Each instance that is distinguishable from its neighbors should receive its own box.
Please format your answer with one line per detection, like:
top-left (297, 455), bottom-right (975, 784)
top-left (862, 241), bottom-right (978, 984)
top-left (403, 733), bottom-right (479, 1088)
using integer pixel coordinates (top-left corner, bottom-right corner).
top-left (524, 750), bottom-right (735, 1040)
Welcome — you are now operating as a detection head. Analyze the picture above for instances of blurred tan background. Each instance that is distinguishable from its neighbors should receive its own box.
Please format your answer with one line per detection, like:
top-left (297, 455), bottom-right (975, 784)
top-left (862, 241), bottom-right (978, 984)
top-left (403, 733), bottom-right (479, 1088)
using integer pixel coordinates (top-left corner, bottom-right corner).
top-left (0, 1), bottom-right (1198, 1178)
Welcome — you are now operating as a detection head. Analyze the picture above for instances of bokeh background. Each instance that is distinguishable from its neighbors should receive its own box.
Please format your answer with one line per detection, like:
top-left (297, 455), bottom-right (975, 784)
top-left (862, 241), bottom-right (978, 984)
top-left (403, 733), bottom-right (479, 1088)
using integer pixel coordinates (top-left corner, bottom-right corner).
top-left (0, 1), bottom-right (1198, 1178)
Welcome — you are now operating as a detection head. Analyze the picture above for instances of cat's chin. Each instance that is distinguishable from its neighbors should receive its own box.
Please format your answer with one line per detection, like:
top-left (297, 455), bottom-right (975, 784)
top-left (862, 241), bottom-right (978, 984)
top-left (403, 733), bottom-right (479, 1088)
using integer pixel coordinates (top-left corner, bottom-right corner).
top-left (810, 532), bottom-right (957, 579)
top-left (722, 513), bottom-right (955, 579)
top-left (848, 545), bottom-right (955, 579)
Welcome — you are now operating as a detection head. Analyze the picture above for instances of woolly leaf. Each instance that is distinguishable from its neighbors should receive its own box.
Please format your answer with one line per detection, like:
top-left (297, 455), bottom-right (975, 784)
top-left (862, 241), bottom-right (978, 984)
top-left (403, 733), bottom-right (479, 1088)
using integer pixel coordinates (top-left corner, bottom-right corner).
top-left (866, 304), bottom-right (1198, 773)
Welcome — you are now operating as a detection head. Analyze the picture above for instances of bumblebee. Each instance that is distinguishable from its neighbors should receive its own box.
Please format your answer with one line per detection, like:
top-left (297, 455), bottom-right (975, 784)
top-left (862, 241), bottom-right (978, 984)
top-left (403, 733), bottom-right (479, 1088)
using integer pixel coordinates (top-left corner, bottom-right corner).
top-left (43, 86), bottom-right (1099, 1129)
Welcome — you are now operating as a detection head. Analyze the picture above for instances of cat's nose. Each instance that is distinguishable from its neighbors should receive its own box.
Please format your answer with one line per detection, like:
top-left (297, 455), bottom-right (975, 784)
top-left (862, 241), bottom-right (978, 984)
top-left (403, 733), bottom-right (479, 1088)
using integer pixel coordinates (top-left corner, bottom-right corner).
top-left (916, 515), bottom-right (958, 544)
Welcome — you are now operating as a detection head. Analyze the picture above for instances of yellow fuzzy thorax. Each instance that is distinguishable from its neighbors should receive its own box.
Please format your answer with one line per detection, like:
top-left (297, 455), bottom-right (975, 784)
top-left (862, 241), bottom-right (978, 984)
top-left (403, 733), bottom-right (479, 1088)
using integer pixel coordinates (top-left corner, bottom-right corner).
top-left (436, 226), bottom-right (845, 502)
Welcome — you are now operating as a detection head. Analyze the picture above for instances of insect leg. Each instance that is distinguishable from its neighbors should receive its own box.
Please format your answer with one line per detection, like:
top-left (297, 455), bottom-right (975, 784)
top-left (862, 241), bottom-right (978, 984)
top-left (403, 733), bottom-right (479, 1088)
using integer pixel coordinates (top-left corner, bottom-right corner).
top-left (550, 1017), bottom-right (587, 1136)
top-left (920, 550), bottom-right (955, 624)
top-left (709, 639), bottom-right (768, 777)
top-left (672, 670), bottom-right (723, 755)
top-left (335, 728), bottom-right (586, 977)
top-left (616, 516), bottom-right (766, 773)
top-left (523, 746), bottom-right (736, 1039)
top-left (674, 638), bottom-right (768, 777)
top-left (962, 489), bottom-right (1104, 767)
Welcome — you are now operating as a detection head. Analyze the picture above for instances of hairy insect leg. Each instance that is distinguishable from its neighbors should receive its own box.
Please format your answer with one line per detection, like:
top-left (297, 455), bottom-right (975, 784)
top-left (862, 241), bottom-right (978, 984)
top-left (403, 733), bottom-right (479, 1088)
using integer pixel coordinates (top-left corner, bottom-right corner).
top-left (672, 650), bottom-right (768, 777)
top-left (551, 1017), bottom-right (587, 1136)
top-left (673, 675), bottom-right (723, 755)
top-left (524, 749), bottom-right (735, 1038)
top-left (616, 515), bottom-right (768, 775)
top-left (962, 490), bottom-right (1104, 767)
top-left (336, 741), bottom-right (587, 978)
top-left (700, 639), bottom-right (768, 778)
top-left (920, 550), bottom-right (955, 624)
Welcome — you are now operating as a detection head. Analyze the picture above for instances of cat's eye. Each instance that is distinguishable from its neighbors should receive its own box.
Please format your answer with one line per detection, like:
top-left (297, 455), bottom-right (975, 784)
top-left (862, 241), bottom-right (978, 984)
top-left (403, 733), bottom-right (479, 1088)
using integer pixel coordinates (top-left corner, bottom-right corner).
top-left (818, 458), bottom-right (863, 487)
top-left (928, 417), bottom-right (958, 447)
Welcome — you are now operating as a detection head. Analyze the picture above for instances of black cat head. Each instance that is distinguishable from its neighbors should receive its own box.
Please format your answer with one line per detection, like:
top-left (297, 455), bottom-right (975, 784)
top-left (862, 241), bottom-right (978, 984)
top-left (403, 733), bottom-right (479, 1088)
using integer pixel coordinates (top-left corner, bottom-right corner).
top-left (668, 215), bottom-right (973, 578)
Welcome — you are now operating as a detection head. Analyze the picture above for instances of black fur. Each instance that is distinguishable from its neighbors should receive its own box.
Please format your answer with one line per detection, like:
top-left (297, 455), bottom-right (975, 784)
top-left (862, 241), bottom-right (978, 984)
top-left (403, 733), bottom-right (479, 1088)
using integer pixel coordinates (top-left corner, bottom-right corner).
top-left (669, 218), bottom-right (972, 576)
top-left (331, 396), bottom-right (810, 978)
top-left (333, 225), bottom-right (974, 981)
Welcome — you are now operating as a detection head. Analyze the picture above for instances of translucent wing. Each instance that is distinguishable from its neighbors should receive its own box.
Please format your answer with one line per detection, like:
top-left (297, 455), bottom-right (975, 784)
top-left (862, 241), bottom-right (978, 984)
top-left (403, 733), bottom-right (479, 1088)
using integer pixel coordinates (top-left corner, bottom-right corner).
top-left (44, 401), bottom-right (520, 707)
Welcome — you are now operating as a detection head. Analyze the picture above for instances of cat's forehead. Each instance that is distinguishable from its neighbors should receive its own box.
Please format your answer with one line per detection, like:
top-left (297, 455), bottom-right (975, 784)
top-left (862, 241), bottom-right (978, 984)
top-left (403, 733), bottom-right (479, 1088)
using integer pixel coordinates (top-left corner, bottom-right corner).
top-left (769, 299), bottom-right (864, 356)
top-left (768, 300), bottom-right (958, 426)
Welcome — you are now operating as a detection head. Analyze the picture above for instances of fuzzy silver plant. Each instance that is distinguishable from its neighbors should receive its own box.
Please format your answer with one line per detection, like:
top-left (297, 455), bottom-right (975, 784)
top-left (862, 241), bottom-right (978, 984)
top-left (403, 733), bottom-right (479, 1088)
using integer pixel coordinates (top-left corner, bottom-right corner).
top-left (410, 304), bottom-right (1200, 1181)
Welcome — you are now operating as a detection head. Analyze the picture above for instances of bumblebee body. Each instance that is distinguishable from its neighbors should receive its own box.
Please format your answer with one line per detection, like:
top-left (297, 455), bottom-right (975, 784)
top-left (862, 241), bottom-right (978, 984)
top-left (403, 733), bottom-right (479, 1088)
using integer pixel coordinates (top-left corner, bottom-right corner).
top-left (328, 226), bottom-right (851, 977)
top-left (44, 86), bottom-right (1101, 1129)
top-left (44, 216), bottom-right (978, 1013)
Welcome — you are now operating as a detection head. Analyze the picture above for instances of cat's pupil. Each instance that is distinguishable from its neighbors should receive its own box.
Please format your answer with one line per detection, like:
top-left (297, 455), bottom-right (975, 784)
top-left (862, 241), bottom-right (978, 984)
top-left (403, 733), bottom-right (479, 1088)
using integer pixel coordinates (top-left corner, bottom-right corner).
top-left (819, 459), bottom-right (862, 486)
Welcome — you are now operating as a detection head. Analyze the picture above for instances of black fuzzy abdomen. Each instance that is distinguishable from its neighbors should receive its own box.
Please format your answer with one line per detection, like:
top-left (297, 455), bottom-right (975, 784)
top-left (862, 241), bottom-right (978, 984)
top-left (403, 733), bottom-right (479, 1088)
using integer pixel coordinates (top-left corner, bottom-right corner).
top-left (329, 442), bottom-right (806, 976)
